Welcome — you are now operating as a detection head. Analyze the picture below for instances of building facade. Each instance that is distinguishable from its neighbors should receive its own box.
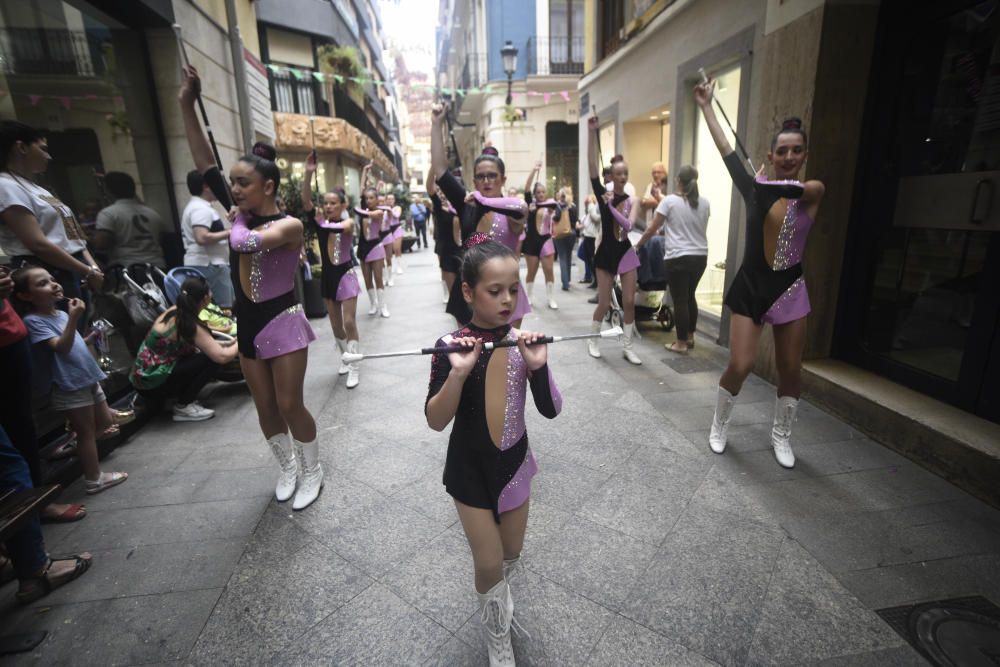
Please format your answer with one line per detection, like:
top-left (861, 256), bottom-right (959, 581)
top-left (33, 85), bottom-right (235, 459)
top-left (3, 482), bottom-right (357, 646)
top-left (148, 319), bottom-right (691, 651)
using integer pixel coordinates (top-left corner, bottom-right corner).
top-left (577, 0), bottom-right (1000, 433)
top-left (436, 0), bottom-right (583, 199)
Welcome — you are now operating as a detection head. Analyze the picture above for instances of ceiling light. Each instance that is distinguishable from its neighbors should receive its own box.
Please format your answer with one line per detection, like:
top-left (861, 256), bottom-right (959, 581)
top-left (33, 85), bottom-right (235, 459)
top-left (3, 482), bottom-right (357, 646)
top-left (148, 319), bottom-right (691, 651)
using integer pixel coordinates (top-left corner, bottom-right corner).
top-left (649, 115), bottom-right (658, 120)
top-left (661, 110), bottom-right (669, 115)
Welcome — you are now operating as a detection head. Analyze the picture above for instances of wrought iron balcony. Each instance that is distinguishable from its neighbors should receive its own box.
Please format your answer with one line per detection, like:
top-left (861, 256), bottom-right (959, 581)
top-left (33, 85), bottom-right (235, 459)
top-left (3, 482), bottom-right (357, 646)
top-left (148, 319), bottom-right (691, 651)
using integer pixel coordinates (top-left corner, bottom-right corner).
top-left (0, 28), bottom-right (105, 77)
top-left (526, 36), bottom-right (584, 76)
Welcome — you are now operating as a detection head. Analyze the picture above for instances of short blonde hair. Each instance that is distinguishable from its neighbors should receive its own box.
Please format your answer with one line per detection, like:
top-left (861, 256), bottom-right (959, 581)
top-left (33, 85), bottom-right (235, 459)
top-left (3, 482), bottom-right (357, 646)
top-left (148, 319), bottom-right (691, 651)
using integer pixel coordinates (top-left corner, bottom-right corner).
top-left (558, 186), bottom-right (574, 206)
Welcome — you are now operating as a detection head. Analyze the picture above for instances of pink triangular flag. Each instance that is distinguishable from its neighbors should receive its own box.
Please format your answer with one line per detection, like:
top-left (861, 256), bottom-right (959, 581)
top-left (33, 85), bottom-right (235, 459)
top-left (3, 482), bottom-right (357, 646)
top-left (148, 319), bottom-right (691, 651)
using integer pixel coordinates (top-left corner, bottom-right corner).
top-left (543, 92), bottom-right (551, 104)
top-left (29, 94), bottom-right (42, 106)
top-left (560, 90), bottom-right (570, 101)
top-left (59, 96), bottom-right (72, 110)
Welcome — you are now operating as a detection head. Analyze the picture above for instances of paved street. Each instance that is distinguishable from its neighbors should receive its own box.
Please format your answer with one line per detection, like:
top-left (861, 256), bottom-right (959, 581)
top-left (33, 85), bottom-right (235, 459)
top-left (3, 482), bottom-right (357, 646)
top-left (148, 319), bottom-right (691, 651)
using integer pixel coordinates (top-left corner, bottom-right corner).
top-left (3, 248), bottom-right (1000, 666)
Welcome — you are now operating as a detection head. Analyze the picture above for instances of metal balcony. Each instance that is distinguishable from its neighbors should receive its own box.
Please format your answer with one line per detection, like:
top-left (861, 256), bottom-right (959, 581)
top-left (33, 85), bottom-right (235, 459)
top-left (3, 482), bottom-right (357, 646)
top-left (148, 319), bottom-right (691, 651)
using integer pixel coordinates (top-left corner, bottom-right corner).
top-left (526, 36), bottom-right (584, 76)
top-left (0, 28), bottom-right (105, 77)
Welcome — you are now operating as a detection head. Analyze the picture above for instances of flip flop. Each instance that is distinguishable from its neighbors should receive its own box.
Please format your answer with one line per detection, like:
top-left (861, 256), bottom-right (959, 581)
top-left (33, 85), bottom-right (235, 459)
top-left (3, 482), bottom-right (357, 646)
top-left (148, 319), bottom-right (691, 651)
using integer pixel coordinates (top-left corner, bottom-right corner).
top-left (96, 424), bottom-right (121, 441)
top-left (40, 504), bottom-right (87, 523)
top-left (112, 409), bottom-right (135, 426)
top-left (15, 553), bottom-right (93, 605)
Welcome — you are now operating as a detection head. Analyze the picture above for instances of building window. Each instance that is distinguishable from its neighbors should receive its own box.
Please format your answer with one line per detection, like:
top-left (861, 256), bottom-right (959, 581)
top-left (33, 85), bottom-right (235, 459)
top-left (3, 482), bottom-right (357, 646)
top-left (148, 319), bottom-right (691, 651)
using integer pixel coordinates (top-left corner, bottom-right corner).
top-left (269, 66), bottom-right (317, 116)
top-left (549, 0), bottom-right (584, 73)
top-left (599, 2), bottom-right (625, 60)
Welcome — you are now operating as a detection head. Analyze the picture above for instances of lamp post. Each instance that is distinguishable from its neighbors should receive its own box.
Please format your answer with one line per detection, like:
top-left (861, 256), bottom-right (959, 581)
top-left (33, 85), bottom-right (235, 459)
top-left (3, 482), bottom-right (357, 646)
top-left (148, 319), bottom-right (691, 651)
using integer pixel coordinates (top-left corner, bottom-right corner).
top-left (501, 40), bottom-right (518, 106)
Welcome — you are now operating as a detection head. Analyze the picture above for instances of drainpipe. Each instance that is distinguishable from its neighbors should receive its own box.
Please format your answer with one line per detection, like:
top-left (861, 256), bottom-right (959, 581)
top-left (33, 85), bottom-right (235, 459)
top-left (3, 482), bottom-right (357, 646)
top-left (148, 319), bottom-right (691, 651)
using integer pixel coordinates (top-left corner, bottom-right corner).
top-left (224, 0), bottom-right (254, 152)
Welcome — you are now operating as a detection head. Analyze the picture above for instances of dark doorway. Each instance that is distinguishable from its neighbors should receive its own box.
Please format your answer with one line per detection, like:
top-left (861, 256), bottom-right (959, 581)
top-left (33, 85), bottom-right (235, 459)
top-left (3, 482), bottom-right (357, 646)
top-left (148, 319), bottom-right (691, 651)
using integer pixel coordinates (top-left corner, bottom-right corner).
top-left (545, 121), bottom-right (578, 203)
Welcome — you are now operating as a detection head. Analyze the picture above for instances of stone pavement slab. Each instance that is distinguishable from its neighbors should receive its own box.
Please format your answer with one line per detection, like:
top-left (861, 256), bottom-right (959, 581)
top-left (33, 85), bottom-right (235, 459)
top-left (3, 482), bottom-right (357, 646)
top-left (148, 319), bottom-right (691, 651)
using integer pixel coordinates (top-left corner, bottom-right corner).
top-left (5, 248), bottom-right (999, 665)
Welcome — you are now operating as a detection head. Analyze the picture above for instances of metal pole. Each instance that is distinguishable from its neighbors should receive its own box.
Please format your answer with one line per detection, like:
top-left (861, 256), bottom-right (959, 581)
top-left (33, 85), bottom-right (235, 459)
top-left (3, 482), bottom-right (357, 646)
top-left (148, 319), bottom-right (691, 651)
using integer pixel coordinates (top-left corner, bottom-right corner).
top-left (224, 0), bottom-right (254, 152)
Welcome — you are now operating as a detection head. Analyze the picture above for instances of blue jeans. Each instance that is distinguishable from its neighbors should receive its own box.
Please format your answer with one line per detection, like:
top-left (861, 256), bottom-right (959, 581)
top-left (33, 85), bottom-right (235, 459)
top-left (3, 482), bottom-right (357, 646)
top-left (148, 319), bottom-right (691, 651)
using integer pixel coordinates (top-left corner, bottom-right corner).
top-left (554, 235), bottom-right (577, 289)
top-left (0, 425), bottom-right (47, 579)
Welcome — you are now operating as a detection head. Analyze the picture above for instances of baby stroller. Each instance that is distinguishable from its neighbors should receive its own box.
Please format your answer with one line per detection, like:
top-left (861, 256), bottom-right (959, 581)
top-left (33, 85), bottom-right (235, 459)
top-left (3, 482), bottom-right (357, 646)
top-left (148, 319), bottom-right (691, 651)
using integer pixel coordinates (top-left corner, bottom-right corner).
top-left (606, 234), bottom-right (674, 331)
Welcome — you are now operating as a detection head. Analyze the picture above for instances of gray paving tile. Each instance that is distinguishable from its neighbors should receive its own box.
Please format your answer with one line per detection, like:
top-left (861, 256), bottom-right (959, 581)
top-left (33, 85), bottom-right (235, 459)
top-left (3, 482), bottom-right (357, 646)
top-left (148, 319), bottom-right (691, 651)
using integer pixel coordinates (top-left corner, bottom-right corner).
top-left (186, 588), bottom-right (269, 666)
top-left (527, 455), bottom-right (612, 512)
top-left (422, 634), bottom-right (484, 667)
top-left (585, 615), bottom-right (721, 666)
top-left (274, 583), bottom-right (451, 666)
top-left (745, 541), bottom-right (906, 666)
top-left (389, 472), bottom-right (458, 530)
top-left (240, 502), bottom-right (318, 563)
top-left (815, 646), bottom-right (929, 666)
top-left (3, 588), bottom-right (221, 666)
top-left (288, 467), bottom-right (385, 539)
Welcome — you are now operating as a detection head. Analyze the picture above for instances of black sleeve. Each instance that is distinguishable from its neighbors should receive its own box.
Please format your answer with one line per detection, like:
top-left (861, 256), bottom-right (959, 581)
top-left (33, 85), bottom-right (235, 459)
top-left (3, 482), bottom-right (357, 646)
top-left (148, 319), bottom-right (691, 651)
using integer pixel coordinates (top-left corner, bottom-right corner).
top-left (524, 190), bottom-right (533, 205)
top-left (527, 363), bottom-right (562, 419)
top-left (569, 205), bottom-right (578, 225)
top-left (425, 337), bottom-right (452, 414)
top-left (436, 171), bottom-right (467, 221)
top-left (722, 152), bottom-right (755, 202)
top-left (203, 166), bottom-right (232, 210)
top-left (553, 206), bottom-right (562, 221)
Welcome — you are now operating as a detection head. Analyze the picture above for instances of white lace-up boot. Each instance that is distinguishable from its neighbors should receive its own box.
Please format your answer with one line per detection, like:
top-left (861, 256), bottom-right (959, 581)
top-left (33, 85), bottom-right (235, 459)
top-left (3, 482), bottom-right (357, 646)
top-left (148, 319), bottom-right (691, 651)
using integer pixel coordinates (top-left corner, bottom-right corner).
top-left (378, 288), bottom-right (390, 318)
top-left (709, 386), bottom-right (736, 454)
top-left (771, 396), bottom-right (798, 468)
top-left (546, 282), bottom-right (558, 309)
top-left (266, 433), bottom-right (297, 502)
top-left (622, 322), bottom-right (642, 365)
top-left (441, 280), bottom-right (449, 304)
top-left (335, 338), bottom-right (349, 375)
top-left (478, 580), bottom-right (516, 667)
top-left (292, 437), bottom-right (323, 510)
top-left (587, 320), bottom-right (602, 358)
top-left (502, 557), bottom-right (523, 584)
top-left (346, 340), bottom-right (360, 389)
top-left (526, 282), bottom-right (534, 306)
top-left (367, 288), bottom-right (378, 316)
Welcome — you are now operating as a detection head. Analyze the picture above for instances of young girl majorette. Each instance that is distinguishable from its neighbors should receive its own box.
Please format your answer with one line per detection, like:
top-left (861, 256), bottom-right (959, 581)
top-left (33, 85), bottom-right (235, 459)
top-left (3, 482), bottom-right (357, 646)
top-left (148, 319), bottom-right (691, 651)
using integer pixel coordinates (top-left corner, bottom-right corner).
top-left (387, 192), bottom-right (405, 274)
top-left (356, 187), bottom-right (390, 318)
top-left (430, 104), bottom-right (529, 327)
top-left (302, 152), bottom-right (362, 388)
top-left (13, 267), bottom-right (127, 494)
top-left (695, 78), bottom-right (825, 469)
top-left (585, 114), bottom-right (643, 365)
top-left (522, 159), bottom-right (559, 310)
top-left (428, 171), bottom-right (461, 305)
top-left (376, 191), bottom-right (396, 286)
top-left (425, 236), bottom-right (561, 667)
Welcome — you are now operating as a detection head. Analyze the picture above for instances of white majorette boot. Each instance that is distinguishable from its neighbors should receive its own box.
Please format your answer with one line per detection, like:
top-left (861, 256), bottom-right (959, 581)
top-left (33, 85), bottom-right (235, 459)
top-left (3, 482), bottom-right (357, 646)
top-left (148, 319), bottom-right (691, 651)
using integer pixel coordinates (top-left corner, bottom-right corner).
top-left (587, 320), bottom-right (602, 358)
top-left (378, 288), bottom-right (390, 318)
top-left (478, 580), bottom-right (516, 667)
top-left (709, 385), bottom-right (736, 454)
top-left (622, 322), bottom-right (642, 365)
top-left (526, 282), bottom-right (534, 306)
top-left (546, 282), bottom-right (558, 309)
top-left (771, 396), bottom-right (798, 469)
top-left (441, 280), bottom-right (449, 304)
top-left (335, 338), bottom-right (350, 375)
top-left (292, 437), bottom-right (323, 510)
top-left (367, 288), bottom-right (378, 316)
top-left (266, 433), bottom-right (297, 502)
top-left (345, 340), bottom-right (360, 389)
top-left (386, 262), bottom-right (395, 287)
top-left (396, 261), bottom-right (404, 275)
top-left (502, 556), bottom-right (523, 584)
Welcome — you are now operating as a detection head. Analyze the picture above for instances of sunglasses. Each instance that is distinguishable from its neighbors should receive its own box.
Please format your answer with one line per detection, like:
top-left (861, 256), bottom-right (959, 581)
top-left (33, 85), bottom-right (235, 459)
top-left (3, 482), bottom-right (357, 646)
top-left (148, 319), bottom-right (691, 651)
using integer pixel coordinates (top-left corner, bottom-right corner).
top-left (474, 172), bottom-right (501, 182)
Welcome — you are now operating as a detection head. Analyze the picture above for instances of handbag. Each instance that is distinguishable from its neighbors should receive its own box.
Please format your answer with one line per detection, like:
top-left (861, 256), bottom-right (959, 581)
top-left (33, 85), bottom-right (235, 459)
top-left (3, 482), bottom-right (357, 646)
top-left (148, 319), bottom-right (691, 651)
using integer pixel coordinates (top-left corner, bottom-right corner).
top-left (552, 206), bottom-right (572, 239)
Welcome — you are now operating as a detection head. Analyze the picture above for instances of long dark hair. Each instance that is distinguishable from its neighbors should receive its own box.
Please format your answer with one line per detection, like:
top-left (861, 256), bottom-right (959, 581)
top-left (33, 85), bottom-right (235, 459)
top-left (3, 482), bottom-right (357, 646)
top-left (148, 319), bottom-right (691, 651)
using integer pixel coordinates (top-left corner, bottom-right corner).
top-left (677, 165), bottom-right (700, 209)
top-left (163, 276), bottom-right (210, 343)
top-left (0, 121), bottom-right (44, 171)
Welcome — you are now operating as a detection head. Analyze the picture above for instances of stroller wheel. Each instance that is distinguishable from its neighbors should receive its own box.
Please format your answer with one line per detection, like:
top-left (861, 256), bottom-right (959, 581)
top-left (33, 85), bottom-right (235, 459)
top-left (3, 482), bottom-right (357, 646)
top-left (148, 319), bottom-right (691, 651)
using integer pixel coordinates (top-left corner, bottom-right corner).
top-left (609, 309), bottom-right (624, 329)
top-left (658, 305), bottom-right (674, 331)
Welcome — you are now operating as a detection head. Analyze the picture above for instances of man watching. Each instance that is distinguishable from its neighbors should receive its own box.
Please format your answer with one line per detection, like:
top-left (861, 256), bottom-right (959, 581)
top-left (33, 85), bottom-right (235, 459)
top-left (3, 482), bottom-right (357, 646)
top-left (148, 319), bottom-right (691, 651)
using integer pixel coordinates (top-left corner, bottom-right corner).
top-left (93, 172), bottom-right (169, 269)
top-left (180, 169), bottom-right (232, 308)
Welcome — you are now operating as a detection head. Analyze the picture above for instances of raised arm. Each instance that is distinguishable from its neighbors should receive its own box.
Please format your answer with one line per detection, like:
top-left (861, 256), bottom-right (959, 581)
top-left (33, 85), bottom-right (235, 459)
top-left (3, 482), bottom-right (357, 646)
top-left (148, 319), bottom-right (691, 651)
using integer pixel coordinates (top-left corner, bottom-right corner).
top-left (302, 151), bottom-right (317, 213)
top-left (694, 79), bottom-right (734, 158)
top-left (587, 115), bottom-right (601, 180)
top-left (360, 161), bottom-right (373, 190)
top-left (430, 103), bottom-right (449, 181)
top-left (178, 66), bottom-right (217, 174)
top-left (525, 159), bottom-right (541, 198)
top-left (230, 214), bottom-right (303, 253)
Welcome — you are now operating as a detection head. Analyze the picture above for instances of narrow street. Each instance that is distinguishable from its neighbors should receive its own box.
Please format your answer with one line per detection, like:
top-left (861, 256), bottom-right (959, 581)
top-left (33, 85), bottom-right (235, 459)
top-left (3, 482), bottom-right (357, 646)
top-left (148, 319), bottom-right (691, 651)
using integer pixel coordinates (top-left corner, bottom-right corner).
top-left (4, 248), bottom-right (999, 666)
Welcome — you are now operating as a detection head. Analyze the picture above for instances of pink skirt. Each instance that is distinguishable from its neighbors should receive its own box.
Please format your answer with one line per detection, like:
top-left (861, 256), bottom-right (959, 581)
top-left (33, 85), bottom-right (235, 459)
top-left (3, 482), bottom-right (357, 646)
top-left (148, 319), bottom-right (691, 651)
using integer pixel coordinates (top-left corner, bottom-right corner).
top-left (540, 238), bottom-right (555, 258)
top-left (336, 269), bottom-right (361, 302)
top-left (617, 247), bottom-right (641, 275)
top-left (392, 226), bottom-right (404, 241)
top-left (255, 305), bottom-right (316, 359)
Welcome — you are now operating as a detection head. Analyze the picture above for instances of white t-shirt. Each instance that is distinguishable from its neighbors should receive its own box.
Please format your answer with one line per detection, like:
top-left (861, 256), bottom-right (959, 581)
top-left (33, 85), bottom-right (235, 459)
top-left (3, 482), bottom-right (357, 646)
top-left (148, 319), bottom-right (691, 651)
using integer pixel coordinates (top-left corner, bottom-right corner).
top-left (0, 172), bottom-right (88, 256)
top-left (181, 196), bottom-right (229, 266)
top-left (95, 198), bottom-right (168, 268)
top-left (656, 194), bottom-right (710, 259)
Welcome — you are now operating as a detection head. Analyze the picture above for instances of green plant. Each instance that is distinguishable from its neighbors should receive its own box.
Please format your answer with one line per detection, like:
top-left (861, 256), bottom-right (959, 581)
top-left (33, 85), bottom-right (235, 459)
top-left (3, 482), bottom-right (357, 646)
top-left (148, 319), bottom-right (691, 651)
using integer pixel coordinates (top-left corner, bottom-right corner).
top-left (106, 110), bottom-right (130, 140)
top-left (502, 104), bottom-right (525, 127)
top-left (317, 44), bottom-right (366, 99)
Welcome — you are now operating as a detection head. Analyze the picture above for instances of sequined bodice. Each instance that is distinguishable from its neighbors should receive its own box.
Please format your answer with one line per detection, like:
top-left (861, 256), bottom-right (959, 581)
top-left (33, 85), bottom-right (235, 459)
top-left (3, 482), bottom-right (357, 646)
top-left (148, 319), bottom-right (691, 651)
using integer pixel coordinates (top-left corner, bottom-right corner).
top-left (243, 221), bottom-right (300, 302)
top-left (764, 196), bottom-right (813, 271)
top-left (318, 217), bottom-right (353, 266)
top-left (483, 214), bottom-right (519, 251)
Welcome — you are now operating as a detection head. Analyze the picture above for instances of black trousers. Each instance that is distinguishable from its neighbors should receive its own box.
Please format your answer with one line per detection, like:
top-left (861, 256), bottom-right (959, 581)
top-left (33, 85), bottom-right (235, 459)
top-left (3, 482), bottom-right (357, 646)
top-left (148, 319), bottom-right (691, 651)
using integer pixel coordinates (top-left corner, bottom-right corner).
top-left (0, 336), bottom-right (39, 485)
top-left (138, 353), bottom-right (222, 406)
top-left (582, 236), bottom-right (596, 282)
top-left (414, 221), bottom-right (428, 248)
top-left (664, 255), bottom-right (708, 341)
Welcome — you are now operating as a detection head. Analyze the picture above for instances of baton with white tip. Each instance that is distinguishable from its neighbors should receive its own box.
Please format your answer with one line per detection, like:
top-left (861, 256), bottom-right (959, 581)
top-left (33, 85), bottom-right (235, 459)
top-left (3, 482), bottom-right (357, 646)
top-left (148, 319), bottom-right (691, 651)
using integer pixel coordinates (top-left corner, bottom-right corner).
top-left (341, 326), bottom-right (624, 364)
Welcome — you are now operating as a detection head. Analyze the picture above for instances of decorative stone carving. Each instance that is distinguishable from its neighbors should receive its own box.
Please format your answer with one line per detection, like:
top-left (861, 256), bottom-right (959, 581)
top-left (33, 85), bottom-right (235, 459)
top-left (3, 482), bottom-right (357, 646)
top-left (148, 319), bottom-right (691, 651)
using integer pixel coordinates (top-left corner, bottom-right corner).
top-left (273, 112), bottom-right (396, 178)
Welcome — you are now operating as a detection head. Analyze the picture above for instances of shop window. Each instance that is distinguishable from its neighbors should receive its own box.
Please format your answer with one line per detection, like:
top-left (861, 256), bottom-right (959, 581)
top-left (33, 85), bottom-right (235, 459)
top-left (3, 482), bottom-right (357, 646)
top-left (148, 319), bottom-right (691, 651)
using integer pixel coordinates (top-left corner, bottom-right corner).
top-left (599, 3), bottom-right (626, 60)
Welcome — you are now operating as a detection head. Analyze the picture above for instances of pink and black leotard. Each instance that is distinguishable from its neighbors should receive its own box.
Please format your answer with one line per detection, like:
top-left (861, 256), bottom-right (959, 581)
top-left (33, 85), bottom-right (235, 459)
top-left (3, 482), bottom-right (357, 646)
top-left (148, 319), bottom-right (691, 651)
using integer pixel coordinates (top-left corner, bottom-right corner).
top-left (230, 213), bottom-right (316, 359)
top-left (315, 215), bottom-right (361, 303)
top-left (722, 152), bottom-right (814, 324)
top-left (426, 322), bottom-right (562, 522)
top-left (591, 177), bottom-right (640, 276)
top-left (356, 207), bottom-right (387, 264)
top-left (436, 170), bottom-right (531, 324)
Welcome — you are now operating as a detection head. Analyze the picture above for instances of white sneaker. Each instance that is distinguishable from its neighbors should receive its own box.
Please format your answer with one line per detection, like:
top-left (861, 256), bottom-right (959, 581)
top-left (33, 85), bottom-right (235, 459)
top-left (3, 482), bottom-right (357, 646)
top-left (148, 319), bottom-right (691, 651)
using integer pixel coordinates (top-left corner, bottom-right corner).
top-left (709, 386), bottom-right (735, 454)
top-left (441, 281), bottom-right (450, 304)
top-left (346, 341), bottom-right (360, 389)
top-left (771, 396), bottom-right (798, 468)
top-left (266, 433), bottom-right (297, 502)
top-left (172, 402), bottom-right (214, 422)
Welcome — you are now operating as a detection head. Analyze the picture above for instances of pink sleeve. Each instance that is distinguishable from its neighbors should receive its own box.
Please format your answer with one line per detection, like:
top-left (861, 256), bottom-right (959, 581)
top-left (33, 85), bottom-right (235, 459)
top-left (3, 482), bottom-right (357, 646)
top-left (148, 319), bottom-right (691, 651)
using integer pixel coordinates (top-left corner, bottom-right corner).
top-left (472, 191), bottom-right (528, 221)
top-left (608, 202), bottom-right (632, 233)
top-left (229, 213), bottom-right (262, 253)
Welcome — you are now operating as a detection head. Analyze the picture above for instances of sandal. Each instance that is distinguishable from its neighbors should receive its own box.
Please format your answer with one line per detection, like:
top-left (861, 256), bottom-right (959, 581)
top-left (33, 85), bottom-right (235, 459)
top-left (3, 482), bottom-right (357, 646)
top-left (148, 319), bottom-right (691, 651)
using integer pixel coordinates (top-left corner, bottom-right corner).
top-left (85, 471), bottom-right (128, 495)
top-left (47, 438), bottom-right (78, 461)
top-left (15, 553), bottom-right (93, 605)
top-left (41, 503), bottom-right (87, 524)
top-left (96, 424), bottom-right (121, 441)
top-left (664, 341), bottom-right (690, 355)
top-left (111, 409), bottom-right (135, 426)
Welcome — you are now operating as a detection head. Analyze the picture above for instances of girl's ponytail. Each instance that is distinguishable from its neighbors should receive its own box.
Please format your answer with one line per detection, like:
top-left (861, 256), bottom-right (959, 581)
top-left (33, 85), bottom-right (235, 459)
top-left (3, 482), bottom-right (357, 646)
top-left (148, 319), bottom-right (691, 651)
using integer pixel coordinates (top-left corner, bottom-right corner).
top-left (677, 164), bottom-right (700, 209)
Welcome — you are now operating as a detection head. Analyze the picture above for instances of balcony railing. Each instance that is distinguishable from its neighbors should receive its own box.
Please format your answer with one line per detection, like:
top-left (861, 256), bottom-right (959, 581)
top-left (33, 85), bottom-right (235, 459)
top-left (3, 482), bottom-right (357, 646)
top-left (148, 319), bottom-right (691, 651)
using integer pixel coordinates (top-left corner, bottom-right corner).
top-left (0, 28), bottom-right (105, 77)
top-left (527, 36), bottom-right (584, 76)
top-left (461, 53), bottom-right (488, 90)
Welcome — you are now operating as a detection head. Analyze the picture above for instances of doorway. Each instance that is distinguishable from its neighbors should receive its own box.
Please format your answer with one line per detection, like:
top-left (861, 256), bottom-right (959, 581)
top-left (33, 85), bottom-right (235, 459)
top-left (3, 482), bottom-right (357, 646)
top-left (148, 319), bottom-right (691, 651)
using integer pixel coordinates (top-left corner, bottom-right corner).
top-left (840, 0), bottom-right (1000, 423)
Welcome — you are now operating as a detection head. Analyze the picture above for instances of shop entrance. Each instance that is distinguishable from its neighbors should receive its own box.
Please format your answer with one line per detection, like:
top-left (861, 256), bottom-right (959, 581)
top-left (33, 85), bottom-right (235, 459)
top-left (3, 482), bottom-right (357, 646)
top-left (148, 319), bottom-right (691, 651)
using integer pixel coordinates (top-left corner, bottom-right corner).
top-left (841, 0), bottom-right (1000, 423)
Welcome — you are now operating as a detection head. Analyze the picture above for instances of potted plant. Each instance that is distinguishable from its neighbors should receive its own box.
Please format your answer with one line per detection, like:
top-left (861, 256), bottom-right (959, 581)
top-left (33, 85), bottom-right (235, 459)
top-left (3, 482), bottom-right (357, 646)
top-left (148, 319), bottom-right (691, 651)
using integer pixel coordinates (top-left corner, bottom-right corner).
top-left (502, 105), bottom-right (525, 127)
top-left (317, 44), bottom-right (367, 111)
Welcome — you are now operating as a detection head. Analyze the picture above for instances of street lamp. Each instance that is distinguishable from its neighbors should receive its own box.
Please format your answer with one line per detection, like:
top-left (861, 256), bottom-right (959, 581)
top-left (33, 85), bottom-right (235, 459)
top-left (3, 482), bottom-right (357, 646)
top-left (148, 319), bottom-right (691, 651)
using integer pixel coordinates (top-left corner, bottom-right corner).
top-left (501, 40), bottom-right (518, 106)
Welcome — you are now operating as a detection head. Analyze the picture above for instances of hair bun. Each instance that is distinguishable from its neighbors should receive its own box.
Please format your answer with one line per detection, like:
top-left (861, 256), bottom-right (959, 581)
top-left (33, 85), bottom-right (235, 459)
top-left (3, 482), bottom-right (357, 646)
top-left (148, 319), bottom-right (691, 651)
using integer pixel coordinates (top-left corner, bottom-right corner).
top-left (252, 142), bottom-right (277, 161)
top-left (463, 232), bottom-right (490, 250)
top-left (481, 146), bottom-right (499, 157)
top-left (781, 117), bottom-right (803, 131)
top-left (610, 154), bottom-right (625, 164)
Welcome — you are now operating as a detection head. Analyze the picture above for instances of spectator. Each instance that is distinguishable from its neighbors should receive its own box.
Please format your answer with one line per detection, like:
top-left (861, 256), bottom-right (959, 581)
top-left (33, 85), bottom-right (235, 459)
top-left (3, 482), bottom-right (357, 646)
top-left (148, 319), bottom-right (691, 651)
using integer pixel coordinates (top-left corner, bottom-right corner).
top-left (0, 121), bottom-right (104, 307)
top-left (552, 187), bottom-right (578, 291)
top-left (93, 172), bottom-right (169, 269)
top-left (409, 195), bottom-right (428, 249)
top-left (639, 161), bottom-right (668, 231)
top-left (129, 275), bottom-right (238, 421)
top-left (180, 170), bottom-right (232, 308)
top-left (579, 193), bottom-right (600, 288)
top-left (0, 424), bottom-right (93, 604)
top-left (12, 266), bottom-right (128, 495)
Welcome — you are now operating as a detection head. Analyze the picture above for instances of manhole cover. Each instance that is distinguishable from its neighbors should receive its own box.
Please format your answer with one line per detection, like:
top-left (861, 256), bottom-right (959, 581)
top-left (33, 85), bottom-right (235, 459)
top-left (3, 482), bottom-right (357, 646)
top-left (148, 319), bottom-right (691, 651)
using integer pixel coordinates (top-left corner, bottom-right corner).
top-left (877, 596), bottom-right (1000, 666)
top-left (660, 356), bottom-right (720, 374)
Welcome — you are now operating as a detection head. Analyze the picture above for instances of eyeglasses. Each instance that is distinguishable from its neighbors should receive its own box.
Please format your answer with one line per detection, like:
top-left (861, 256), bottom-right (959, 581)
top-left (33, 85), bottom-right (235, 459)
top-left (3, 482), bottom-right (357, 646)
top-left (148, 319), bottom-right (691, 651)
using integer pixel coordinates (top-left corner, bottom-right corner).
top-left (474, 172), bottom-right (501, 182)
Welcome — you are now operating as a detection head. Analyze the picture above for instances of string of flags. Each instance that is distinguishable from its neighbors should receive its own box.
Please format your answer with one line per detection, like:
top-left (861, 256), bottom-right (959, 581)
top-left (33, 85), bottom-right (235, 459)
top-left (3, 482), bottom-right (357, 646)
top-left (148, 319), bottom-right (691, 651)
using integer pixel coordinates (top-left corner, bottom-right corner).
top-left (0, 90), bottom-right (124, 110)
top-left (264, 64), bottom-right (575, 104)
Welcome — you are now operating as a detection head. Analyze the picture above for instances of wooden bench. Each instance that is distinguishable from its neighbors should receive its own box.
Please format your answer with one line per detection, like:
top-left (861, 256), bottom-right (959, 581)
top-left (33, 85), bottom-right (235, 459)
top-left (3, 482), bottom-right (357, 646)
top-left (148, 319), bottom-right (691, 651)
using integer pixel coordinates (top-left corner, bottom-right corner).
top-left (0, 484), bottom-right (60, 656)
